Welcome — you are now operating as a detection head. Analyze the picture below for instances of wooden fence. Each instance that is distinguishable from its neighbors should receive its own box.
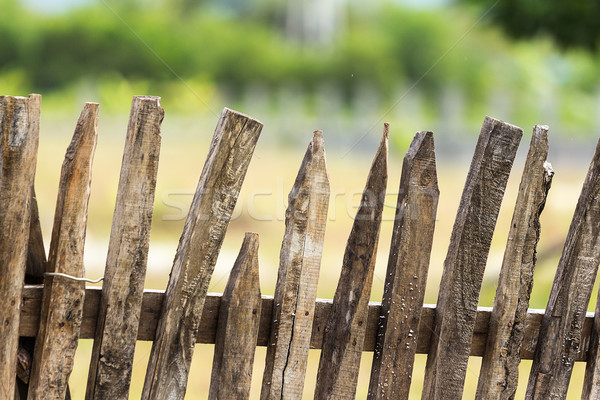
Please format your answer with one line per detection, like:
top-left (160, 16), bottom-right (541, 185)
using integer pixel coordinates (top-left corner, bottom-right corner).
top-left (1, 93), bottom-right (600, 399)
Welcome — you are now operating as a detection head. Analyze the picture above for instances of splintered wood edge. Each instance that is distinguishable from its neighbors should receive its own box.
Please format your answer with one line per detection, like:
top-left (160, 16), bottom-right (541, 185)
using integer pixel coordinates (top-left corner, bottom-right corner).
top-left (18, 286), bottom-right (594, 361)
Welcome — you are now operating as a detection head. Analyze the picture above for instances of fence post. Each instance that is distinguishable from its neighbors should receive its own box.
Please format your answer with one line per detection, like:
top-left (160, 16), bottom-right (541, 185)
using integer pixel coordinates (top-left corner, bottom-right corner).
top-left (476, 125), bottom-right (553, 399)
top-left (368, 130), bottom-right (439, 399)
top-left (0, 94), bottom-right (40, 399)
top-left (27, 102), bottom-right (98, 400)
top-left (142, 108), bottom-right (262, 400)
top-left (261, 130), bottom-right (330, 400)
top-left (422, 116), bottom-right (522, 399)
top-left (314, 125), bottom-right (388, 400)
top-left (209, 232), bottom-right (261, 400)
top-left (527, 136), bottom-right (600, 399)
top-left (86, 96), bottom-right (163, 400)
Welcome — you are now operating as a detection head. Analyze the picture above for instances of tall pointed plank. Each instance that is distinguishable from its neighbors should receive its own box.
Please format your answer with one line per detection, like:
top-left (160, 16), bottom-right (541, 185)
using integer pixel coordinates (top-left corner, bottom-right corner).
top-left (422, 116), bottom-right (522, 399)
top-left (86, 96), bottom-right (163, 400)
top-left (476, 126), bottom-right (553, 399)
top-left (0, 94), bottom-right (40, 398)
top-left (526, 137), bottom-right (600, 399)
top-left (313, 127), bottom-right (388, 400)
top-left (367, 131), bottom-right (439, 399)
top-left (209, 233), bottom-right (261, 400)
top-left (27, 102), bottom-right (98, 400)
top-left (260, 130), bottom-right (330, 400)
top-left (142, 108), bottom-right (262, 400)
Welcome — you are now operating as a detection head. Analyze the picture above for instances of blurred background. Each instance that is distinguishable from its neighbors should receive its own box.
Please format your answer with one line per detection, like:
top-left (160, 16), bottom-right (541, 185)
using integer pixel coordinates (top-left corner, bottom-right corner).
top-left (4, 0), bottom-right (600, 397)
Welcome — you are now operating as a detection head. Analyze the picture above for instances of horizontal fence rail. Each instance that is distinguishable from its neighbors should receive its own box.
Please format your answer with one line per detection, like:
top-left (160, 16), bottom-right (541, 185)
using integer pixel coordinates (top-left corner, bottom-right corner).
top-left (18, 285), bottom-right (595, 361)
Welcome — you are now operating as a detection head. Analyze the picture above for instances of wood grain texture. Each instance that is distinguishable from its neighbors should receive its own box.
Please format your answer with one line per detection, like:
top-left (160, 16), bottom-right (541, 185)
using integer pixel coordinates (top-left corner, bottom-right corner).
top-left (584, 281), bottom-right (600, 398)
top-left (86, 96), bottom-right (163, 400)
top-left (142, 108), bottom-right (262, 400)
top-left (526, 136), bottom-right (600, 400)
top-left (422, 116), bottom-right (522, 400)
top-left (476, 126), bottom-right (553, 399)
top-left (0, 94), bottom-right (40, 399)
top-left (314, 127), bottom-right (388, 400)
top-left (209, 233), bottom-right (261, 400)
top-left (368, 131), bottom-right (439, 399)
top-left (18, 286), bottom-right (597, 360)
top-left (26, 187), bottom-right (47, 284)
top-left (28, 102), bottom-right (98, 400)
top-left (260, 130), bottom-right (330, 400)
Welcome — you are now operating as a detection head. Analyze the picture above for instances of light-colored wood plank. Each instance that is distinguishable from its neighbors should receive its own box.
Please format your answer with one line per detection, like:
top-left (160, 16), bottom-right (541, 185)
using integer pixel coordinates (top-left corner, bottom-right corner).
top-left (0, 94), bottom-right (40, 399)
top-left (368, 131), bottom-right (439, 399)
top-left (142, 108), bottom-right (262, 400)
top-left (314, 126), bottom-right (388, 400)
top-left (261, 130), bottom-right (330, 400)
top-left (422, 116), bottom-right (522, 399)
top-left (476, 125), bottom-right (553, 399)
top-left (209, 232), bottom-right (261, 400)
top-left (27, 102), bottom-right (98, 400)
top-left (17, 286), bottom-right (596, 359)
top-left (86, 96), bottom-right (163, 400)
top-left (526, 136), bottom-right (600, 399)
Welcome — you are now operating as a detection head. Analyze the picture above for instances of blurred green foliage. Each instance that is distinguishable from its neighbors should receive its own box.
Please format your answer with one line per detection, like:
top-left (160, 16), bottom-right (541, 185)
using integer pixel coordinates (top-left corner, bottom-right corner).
top-left (0, 0), bottom-right (599, 134)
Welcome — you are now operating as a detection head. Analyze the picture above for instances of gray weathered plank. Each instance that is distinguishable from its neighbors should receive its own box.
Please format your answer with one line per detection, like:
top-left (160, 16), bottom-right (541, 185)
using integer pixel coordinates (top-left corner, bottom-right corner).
top-left (27, 102), bottom-right (98, 400)
top-left (86, 96), bottom-right (163, 400)
top-left (526, 137), bottom-right (600, 399)
top-left (0, 94), bottom-right (40, 399)
top-left (422, 116), bottom-right (522, 399)
top-left (313, 126), bottom-right (388, 400)
top-left (584, 284), bottom-right (600, 398)
top-left (476, 125), bottom-right (553, 399)
top-left (209, 232), bottom-right (261, 400)
top-left (26, 187), bottom-right (47, 284)
top-left (260, 130), bottom-right (330, 400)
top-left (367, 131), bottom-right (439, 399)
top-left (142, 108), bottom-right (262, 400)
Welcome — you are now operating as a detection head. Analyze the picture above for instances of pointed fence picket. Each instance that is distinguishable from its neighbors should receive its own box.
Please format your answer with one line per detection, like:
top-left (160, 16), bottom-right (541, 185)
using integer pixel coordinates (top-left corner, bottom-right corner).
top-left (5, 93), bottom-right (600, 400)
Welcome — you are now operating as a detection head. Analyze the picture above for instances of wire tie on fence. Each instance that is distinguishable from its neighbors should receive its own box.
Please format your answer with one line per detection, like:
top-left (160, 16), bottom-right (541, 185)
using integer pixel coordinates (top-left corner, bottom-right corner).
top-left (44, 272), bottom-right (104, 284)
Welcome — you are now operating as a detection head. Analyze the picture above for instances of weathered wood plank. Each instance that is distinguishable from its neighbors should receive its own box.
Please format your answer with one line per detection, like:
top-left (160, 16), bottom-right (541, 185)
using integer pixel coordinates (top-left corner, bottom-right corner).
top-left (422, 116), bottom-right (522, 399)
top-left (0, 94), bottom-right (40, 399)
top-left (27, 102), bottom-right (98, 400)
top-left (209, 232), bottom-right (261, 400)
top-left (86, 96), bottom-right (163, 400)
top-left (17, 286), bottom-right (597, 359)
top-left (142, 108), bottom-right (262, 400)
top-left (584, 287), bottom-right (600, 398)
top-left (260, 130), bottom-right (330, 400)
top-left (367, 131), bottom-right (439, 399)
top-left (314, 126), bottom-right (388, 400)
top-left (476, 125), bottom-right (553, 399)
top-left (526, 137), bottom-right (600, 399)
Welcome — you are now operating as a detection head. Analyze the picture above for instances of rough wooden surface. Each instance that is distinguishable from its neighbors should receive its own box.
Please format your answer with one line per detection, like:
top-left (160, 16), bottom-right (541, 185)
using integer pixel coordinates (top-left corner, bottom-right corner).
top-left (314, 127), bottom-right (388, 400)
top-left (28, 102), bottom-right (98, 400)
top-left (476, 126), bottom-right (553, 399)
top-left (26, 187), bottom-right (47, 284)
top-left (86, 96), bottom-right (163, 400)
top-left (584, 284), bottom-right (600, 398)
top-left (0, 94), bottom-right (40, 399)
top-left (526, 137), bottom-right (600, 399)
top-left (17, 286), bottom-right (597, 360)
top-left (261, 130), bottom-right (330, 400)
top-left (142, 108), bottom-right (262, 400)
top-left (422, 116), bottom-right (522, 399)
top-left (368, 131), bottom-right (439, 399)
top-left (209, 233), bottom-right (261, 400)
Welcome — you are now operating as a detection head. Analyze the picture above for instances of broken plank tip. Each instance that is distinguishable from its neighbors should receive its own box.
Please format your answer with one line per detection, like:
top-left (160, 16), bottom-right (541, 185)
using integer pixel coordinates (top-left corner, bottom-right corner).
top-left (222, 107), bottom-right (263, 126)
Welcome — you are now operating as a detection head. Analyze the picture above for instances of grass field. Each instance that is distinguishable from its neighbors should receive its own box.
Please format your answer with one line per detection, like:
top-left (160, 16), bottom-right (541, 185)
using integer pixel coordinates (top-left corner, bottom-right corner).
top-left (32, 112), bottom-right (600, 398)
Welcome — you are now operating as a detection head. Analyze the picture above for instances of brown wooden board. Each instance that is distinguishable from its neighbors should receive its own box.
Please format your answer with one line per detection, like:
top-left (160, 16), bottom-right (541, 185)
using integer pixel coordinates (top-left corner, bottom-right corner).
top-left (526, 136), bottom-right (600, 399)
top-left (28, 102), bottom-right (98, 400)
top-left (86, 96), bottom-right (163, 400)
top-left (422, 116), bottom-right (522, 399)
top-left (476, 125), bottom-right (553, 399)
top-left (0, 94), bottom-right (40, 399)
top-left (368, 131), bottom-right (439, 399)
top-left (261, 131), bottom-right (330, 400)
top-left (313, 127), bottom-right (388, 400)
top-left (142, 108), bottom-right (262, 400)
top-left (209, 233), bottom-right (261, 400)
